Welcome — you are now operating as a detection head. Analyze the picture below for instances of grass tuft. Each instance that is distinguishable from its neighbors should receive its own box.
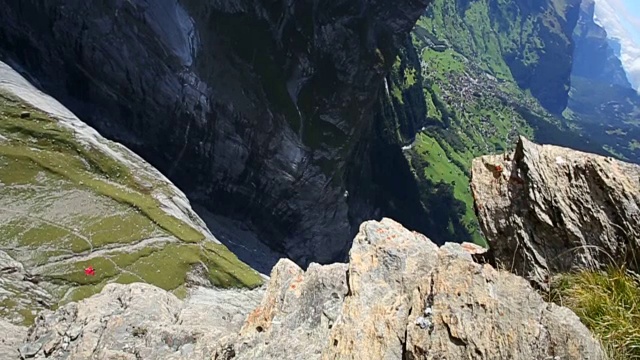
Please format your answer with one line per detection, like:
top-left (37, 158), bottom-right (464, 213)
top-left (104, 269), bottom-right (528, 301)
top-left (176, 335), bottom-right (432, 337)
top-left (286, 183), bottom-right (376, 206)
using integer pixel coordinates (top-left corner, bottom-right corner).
top-left (552, 267), bottom-right (640, 360)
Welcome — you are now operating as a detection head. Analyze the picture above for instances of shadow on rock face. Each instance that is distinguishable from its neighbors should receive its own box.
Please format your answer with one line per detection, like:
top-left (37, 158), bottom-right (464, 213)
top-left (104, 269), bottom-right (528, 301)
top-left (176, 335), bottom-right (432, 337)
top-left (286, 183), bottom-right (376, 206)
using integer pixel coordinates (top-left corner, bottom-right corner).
top-left (194, 204), bottom-right (285, 276)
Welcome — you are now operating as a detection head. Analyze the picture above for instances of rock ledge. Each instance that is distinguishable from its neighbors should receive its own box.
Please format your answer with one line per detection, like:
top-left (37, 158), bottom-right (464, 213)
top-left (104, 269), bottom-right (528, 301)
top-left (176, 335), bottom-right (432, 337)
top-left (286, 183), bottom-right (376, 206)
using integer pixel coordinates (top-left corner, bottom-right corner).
top-left (14, 218), bottom-right (604, 359)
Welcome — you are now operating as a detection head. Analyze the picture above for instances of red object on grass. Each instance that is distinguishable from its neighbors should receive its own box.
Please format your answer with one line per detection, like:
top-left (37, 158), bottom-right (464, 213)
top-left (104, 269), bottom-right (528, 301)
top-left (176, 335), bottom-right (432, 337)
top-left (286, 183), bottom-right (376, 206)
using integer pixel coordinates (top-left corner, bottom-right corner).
top-left (84, 266), bottom-right (95, 276)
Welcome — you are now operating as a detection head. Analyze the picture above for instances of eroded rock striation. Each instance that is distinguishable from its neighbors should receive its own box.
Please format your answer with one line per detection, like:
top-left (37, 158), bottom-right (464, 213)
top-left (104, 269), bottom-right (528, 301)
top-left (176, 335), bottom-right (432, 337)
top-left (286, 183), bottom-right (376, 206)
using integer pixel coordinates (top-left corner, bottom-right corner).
top-left (471, 136), bottom-right (640, 289)
top-left (16, 219), bottom-right (604, 359)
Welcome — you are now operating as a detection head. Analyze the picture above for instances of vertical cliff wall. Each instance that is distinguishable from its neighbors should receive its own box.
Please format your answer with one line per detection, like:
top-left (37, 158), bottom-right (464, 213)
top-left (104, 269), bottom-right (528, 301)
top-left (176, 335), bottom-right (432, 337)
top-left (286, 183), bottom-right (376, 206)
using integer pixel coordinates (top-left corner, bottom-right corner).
top-left (0, 0), bottom-right (432, 266)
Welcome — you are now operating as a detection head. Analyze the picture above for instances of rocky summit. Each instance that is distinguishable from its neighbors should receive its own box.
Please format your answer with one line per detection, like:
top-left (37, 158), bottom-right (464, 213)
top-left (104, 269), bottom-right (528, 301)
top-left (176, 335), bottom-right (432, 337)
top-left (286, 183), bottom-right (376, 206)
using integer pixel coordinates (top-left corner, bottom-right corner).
top-left (471, 136), bottom-right (640, 289)
top-left (9, 219), bottom-right (604, 360)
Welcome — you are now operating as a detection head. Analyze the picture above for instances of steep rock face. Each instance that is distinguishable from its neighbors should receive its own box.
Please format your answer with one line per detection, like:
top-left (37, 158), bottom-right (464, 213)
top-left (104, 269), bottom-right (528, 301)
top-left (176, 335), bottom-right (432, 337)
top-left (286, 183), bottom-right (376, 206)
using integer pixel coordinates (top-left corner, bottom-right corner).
top-left (0, 0), bottom-right (432, 266)
top-left (15, 219), bottom-right (604, 360)
top-left (471, 137), bottom-right (640, 289)
top-left (571, 0), bottom-right (631, 88)
top-left (493, 0), bottom-right (581, 114)
top-left (564, 0), bottom-right (640, 163)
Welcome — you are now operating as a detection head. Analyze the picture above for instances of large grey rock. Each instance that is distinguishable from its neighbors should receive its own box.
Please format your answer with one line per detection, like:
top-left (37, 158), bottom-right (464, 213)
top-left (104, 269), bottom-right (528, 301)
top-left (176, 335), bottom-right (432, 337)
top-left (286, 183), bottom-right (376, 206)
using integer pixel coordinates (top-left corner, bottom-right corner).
top-left (218, 219), bottom-right (604, 359)
top-left (215, 260), bottom-right (349, 360)
top-left (0, 319), bottom-right (27, 360)
top-left (17, 219), bottom-right (604, 359)
top-left (322, 219), bottom-right (439, 360)
top-left (471, 136), bottom-right (640, 289)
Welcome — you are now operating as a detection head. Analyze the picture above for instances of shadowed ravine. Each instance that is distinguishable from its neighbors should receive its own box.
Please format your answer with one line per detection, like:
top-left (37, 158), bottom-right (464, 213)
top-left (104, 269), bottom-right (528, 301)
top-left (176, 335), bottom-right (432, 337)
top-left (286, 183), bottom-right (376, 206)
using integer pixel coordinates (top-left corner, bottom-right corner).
top-left (0, 0), bottom-right (434, 268)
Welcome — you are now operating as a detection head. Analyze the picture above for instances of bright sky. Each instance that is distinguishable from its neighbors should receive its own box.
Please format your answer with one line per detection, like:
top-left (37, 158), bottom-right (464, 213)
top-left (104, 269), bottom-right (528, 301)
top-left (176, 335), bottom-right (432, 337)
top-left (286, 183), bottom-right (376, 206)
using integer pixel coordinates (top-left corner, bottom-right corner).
top-left (593, 0), bottom-right (640, 89)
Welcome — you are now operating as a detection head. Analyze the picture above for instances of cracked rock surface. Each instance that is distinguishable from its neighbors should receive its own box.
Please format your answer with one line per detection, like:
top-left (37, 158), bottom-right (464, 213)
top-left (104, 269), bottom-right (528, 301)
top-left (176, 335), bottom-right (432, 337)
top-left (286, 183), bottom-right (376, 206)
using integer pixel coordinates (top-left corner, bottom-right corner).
top-left (16, 285), bottom-right (264, 360)
top-left (16, 219), bottom-right (602, 359)
top-left (471, 136), bottom-right (640, 289)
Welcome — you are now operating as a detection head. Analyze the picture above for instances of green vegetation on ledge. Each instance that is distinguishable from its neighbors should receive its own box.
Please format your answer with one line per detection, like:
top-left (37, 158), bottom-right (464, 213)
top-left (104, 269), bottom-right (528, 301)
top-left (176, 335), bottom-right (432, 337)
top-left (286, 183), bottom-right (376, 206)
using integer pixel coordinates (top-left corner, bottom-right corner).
top-left (379, 0), bottom-right (610, 247)
top-left (552, 268), bottom-right (640, 359)
top-left (0, 93), bottom-right (262, 325)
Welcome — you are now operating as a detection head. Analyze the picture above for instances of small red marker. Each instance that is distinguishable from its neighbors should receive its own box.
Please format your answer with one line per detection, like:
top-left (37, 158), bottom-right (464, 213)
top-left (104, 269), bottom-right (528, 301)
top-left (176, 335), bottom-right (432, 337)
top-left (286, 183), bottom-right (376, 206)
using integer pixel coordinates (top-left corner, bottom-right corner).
top-left (84, 266), bottom-right (95, 276)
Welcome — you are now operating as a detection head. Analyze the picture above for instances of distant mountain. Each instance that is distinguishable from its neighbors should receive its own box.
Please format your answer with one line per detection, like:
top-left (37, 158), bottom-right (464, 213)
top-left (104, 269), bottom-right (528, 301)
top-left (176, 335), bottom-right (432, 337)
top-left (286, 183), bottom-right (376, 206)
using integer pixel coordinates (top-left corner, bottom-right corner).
top-left (372, 0), bottom-right (638, 246)
top-left (572, 1), bottom-right (632, 88)
top-left (567, 0), bottom-right (640, 162)
top-left (371, 0), bottom-right (616, 245)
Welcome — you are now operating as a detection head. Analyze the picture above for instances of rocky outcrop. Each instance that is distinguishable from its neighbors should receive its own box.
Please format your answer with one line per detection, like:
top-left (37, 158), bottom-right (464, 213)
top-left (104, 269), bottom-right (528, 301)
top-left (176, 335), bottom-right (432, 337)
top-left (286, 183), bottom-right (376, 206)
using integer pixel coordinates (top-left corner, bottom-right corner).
top-left (0, 0), bottom-right (432, 267)
top-left (16, 284), bottom-right (263, 359)
top-left (17, 219), bottom-right (604, 359)
top-left (471, 137), bottom-right (640, 289)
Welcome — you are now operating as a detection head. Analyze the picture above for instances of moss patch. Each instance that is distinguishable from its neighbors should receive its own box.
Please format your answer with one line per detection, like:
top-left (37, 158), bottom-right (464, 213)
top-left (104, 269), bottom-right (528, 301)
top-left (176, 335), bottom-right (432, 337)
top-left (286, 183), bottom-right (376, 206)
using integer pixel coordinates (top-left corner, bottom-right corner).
top-left (127, 243), bottom-right (263, 291)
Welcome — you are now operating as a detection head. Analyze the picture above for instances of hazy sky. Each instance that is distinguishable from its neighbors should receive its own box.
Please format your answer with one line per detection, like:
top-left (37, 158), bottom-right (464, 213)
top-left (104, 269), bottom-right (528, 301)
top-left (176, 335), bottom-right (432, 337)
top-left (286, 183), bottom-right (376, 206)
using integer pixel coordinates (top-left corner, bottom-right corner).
top-left (593, 0), bottom-right (640, 89)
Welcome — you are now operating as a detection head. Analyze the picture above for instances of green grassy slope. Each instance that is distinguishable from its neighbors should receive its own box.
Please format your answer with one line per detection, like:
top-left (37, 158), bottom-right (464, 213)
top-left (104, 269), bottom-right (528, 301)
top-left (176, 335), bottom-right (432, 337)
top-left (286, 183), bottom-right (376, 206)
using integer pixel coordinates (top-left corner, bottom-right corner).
top-left (0, 93), bottom-right (262, 325)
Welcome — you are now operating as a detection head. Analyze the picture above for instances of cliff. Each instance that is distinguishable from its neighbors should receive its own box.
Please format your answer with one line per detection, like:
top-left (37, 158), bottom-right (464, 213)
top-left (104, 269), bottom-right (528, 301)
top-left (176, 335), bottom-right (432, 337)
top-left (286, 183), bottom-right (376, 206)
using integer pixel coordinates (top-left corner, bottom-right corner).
top-left (8, 219), bottom-right (604, 360)
top-left (421, 0), bottom-right (581, 115)
top-left (0, 0), bottom-right (614, 263)
top-left (0, 0), bottom-right (432, 267)
top-left (571, 0), bottom-right (632, 88)
top-left (565, 0), bottom-right (640, 163)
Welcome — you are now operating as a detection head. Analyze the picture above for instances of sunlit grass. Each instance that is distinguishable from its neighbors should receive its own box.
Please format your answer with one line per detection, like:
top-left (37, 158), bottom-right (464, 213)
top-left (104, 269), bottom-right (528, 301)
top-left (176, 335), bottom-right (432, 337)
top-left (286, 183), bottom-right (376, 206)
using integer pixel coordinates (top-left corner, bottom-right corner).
top-left (552, 267), bottom-right (640, 360)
